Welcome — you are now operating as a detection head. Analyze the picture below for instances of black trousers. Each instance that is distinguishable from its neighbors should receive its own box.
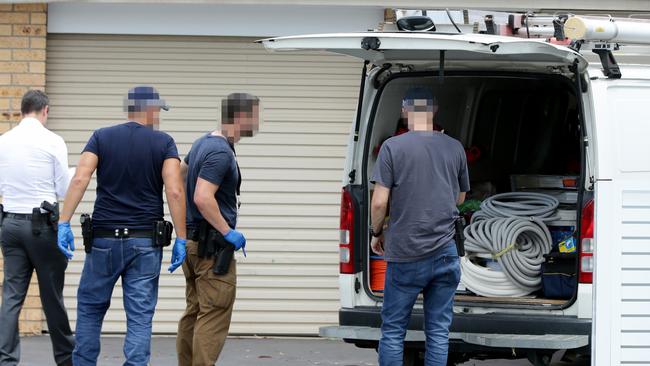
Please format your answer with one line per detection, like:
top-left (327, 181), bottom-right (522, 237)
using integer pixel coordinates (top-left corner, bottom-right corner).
top-left (0, 216), bottom-right (74, 366)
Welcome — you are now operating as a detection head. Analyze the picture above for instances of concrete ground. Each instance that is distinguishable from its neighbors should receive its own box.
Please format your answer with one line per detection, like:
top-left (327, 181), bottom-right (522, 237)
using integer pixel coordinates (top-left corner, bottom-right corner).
top-left (19, 336), bottom-right (587, 365)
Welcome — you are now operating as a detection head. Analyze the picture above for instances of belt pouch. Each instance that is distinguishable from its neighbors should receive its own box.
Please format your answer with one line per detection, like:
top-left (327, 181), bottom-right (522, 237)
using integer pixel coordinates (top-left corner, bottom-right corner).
top-left (197, 220), bottom-right (209, 257)
top-left (454, 216), bottom-right (466, 257)
top-left (81, 214), bottom-right (93, 253)
top-left (152, 220), bottom-right (174, 247)
top-left (213, 238), bottom-right (234, 275)
top-left (31, 208), bottom-right (42, 236)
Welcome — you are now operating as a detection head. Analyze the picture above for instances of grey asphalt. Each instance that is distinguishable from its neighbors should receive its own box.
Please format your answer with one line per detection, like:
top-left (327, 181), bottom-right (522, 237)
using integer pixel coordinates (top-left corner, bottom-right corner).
top-left (19, 336), bottom-right (585, 365)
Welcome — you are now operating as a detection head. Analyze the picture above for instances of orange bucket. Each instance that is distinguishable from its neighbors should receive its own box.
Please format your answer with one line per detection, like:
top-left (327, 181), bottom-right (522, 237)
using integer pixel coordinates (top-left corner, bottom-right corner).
top-left (370, 256), bottom-right (387, 292)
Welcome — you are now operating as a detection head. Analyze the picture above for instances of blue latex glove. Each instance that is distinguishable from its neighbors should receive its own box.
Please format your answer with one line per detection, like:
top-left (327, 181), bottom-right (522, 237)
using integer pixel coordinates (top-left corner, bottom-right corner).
top-left (224, 229), bottom-right (246, 256)
top-left (57, 222), bottom-right (75, 260)
top-left (168, 237), bottom-right (187, 273)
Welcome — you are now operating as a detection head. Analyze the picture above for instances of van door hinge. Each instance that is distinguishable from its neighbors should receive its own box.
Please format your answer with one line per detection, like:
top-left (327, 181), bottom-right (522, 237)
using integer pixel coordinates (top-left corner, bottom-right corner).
top-left (361, 37), bottom-right (381, 51)
top-left (354, 278), bottom-right (361, 294)
top-left (348, 169), bottom-right (356, 183)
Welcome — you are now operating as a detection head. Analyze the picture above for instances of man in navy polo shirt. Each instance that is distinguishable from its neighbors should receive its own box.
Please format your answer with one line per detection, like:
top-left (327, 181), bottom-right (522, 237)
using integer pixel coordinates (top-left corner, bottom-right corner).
top-left (176, 93), bottom-right (260, 365)
top-left (57, 86), bottom-right (187, 366)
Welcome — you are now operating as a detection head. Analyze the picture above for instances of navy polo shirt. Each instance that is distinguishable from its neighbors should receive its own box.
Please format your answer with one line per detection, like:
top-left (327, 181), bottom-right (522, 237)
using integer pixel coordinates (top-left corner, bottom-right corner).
top-left (83, 122), bottom-right (179, 230)
top-left (185, 134), bottom-right (239, 230)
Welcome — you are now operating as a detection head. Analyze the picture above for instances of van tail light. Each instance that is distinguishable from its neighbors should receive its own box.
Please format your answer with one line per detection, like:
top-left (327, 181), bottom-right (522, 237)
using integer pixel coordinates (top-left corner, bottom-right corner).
top-left (579, 199), bottom-right (594, 283)
top-left (339, 188), bottom-right (355, 274)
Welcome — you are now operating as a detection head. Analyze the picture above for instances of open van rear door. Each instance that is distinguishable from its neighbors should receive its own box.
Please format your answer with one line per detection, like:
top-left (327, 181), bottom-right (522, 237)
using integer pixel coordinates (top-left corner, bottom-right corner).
top-left (259, 33), bottom-right (588, 73)
top-left (590, 76), bottom-right (650, 366)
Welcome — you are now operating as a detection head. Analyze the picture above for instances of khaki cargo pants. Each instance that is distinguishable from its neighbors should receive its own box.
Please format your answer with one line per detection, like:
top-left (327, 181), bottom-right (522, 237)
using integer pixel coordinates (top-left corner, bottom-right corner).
top-left (177, 240), bottom-right (237, 366)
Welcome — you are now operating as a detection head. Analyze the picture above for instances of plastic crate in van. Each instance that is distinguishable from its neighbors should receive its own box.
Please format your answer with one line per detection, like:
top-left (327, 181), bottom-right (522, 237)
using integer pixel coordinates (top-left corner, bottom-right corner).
top-left (510, 175), bottom-right (579, 190)
top-left (510, 175), bottom-right (579, 205)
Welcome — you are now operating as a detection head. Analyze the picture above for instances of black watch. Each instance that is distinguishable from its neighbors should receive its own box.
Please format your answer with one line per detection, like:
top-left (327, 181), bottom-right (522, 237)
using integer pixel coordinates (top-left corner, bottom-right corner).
top-left (370, 227), bottom-right (383, 238)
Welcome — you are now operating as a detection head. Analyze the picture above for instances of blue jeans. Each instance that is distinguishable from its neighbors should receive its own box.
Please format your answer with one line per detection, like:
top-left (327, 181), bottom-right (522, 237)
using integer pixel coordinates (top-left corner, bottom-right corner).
top-left (73, 237), bottom-right (162, 366)
top-left (379, 242), bottom-right (461, 366)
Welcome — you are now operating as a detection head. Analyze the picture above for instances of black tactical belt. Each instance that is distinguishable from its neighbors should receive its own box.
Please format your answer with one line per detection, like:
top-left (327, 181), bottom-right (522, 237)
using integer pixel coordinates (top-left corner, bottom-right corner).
top-left (5, 213), bottom-right (44, 220)
top-left (187, 228), bottom-right (200, 241)
top-left (94, 228), bottom-right (152, 239)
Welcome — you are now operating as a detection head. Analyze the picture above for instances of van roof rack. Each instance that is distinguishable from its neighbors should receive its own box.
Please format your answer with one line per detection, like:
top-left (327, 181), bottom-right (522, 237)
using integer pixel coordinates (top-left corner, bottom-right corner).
top-left (386, 9), bottom-right (650, 78)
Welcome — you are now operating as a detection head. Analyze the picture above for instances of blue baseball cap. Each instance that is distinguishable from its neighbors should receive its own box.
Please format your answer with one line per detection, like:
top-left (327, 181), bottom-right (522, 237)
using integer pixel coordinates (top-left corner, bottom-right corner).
top-left (402, 87), bottom-right (438, 107)
top-left (124, 85), bottom-right (169, 112)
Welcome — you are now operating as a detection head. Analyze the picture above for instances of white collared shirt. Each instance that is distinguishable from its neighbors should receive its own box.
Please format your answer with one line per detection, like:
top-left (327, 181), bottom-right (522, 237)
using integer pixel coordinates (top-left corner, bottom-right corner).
top-left (0, 117), bottom-right (70, 213)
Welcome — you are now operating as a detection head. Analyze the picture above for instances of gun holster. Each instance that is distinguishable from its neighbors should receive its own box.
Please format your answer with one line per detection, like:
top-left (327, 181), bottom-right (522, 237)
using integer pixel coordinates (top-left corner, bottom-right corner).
top-left (28, 201), bottom-right (59, 236)
top-left (454, 216), bottom-right (466, 257)
top-left (40, 201), bottom-right (59, 231)
top-left (152, 221), bottom-right (173, 248)
top-left (80, 214), bottom-right (93, 253)
top-left (197, 220), bottom-right (234, 275)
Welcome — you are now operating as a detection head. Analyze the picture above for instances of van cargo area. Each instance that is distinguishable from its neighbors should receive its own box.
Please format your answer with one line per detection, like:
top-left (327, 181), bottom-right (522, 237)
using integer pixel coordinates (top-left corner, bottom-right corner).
top-left (365, 73), bottom-right (584, 309)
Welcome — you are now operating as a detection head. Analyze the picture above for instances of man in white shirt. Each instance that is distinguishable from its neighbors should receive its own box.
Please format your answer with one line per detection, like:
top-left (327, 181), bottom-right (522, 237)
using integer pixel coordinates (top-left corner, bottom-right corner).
top-left (0, 90), bottom-right (74, 366)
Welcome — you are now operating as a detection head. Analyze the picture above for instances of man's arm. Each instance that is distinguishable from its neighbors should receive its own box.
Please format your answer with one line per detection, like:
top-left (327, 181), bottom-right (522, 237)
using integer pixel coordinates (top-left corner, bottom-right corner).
top-left (457, 192), bottom-right (467, 205)
top-left (194, 177), bottom-right (231, 235)
top-left (457, 147), bottom-right (470, 206)
top-left (59, 152), bottom-right (98, 223)
top-left (162, 158), bottom-right (187, 239)
top-left (371, 184), bottom-right (390, 235)
top-left (180, 160), bottom-right (189, 181)
top-left (53, 138), bottom-right (71, 199)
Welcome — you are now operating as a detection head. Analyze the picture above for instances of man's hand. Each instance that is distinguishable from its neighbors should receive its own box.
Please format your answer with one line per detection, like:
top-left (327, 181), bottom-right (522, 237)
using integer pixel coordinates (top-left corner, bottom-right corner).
top-left (224, 229), bottom-right (246, 256)
top-left (371, 234), bottom-right (385, 256)
top-left (168, 237), bottom-right (187, 273)
top-left (57, 222), bottom-right (75, 260)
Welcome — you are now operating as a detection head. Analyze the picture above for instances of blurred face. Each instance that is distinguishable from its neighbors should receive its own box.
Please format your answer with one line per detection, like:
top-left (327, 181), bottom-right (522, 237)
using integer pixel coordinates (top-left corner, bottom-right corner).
top-left (402, 99), bottom-right (438, 131)
top-left (223, 104), bottom-right (261, 144)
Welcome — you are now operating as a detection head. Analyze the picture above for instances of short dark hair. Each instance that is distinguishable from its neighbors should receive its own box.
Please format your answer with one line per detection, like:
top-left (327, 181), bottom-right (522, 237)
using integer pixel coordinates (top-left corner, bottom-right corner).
top-left (21, 90), bottom-right (49, 115)
top-left (221, 93), bottom-right (259, 125)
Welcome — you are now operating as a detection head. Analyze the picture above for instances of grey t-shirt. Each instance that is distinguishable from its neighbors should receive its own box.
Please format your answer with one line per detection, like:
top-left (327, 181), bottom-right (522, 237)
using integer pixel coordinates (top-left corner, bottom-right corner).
top-left (371, 131), bottom-right (470, 263)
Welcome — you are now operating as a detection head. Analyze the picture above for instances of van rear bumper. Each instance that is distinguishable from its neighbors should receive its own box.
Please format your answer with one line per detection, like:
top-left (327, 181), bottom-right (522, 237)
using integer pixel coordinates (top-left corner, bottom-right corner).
top-left (321, 325), bottom-right (590, 352)
top-left (339, 307), bottom-right (592, 336)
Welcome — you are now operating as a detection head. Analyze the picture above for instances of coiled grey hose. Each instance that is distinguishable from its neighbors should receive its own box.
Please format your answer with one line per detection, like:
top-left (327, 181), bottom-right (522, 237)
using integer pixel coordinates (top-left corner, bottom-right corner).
top-left (460, 192), bottom-right (557, 297)
top-left (471, 192), bottom-right (560, 223)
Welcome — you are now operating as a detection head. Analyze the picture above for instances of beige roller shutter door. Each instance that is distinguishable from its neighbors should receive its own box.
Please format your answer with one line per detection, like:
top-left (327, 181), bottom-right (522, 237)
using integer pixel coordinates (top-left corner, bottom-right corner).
top-left (45, 34), bottom-right (359, 335)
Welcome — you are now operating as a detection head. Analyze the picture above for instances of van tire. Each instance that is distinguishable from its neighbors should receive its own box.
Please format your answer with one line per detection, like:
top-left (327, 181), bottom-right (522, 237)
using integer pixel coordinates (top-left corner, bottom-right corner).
top-left (447, 353), bottom-right (470, 365)
top-left (526, 350), bottom-right (555, 366)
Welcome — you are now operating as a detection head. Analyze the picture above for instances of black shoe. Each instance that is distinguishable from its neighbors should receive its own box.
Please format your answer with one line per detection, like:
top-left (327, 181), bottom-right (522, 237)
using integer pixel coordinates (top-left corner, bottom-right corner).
top-left (57, 358), bottom-right (73, 366)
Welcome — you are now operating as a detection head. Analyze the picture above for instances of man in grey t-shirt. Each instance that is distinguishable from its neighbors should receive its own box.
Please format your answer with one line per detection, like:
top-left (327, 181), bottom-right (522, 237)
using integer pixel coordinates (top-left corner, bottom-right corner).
top-left (370, 87), bottom-right (469, 366)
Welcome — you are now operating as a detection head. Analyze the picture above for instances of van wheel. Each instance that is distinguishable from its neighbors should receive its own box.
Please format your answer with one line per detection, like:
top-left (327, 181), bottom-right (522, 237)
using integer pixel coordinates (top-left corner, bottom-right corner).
top-left (447, 353), bottom-right (470, 365)
top-left (403, 349), bottom-right (424, 366)
top-left (526, 350), bottom-right (554, 366)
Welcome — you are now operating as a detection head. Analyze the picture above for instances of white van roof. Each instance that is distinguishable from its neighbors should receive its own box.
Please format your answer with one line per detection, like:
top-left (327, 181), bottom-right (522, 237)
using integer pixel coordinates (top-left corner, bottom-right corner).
top-left (260, 32), bottom-right (588, 74)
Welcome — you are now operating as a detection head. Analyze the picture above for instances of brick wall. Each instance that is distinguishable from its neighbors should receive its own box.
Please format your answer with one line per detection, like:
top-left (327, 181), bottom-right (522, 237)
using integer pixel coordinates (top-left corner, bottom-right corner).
top-left (0, 3), bottom-right (47, 335)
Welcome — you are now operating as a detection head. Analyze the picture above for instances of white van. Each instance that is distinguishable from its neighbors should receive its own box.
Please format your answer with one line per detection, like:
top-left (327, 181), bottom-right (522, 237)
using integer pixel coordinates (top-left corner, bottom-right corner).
top-left (262, 18), bottom-right (650, 366)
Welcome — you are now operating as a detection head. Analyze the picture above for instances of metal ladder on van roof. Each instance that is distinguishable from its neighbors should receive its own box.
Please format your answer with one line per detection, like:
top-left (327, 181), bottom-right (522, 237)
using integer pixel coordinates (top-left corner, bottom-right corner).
top-left (384, 9), bottom-right (650, 79)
